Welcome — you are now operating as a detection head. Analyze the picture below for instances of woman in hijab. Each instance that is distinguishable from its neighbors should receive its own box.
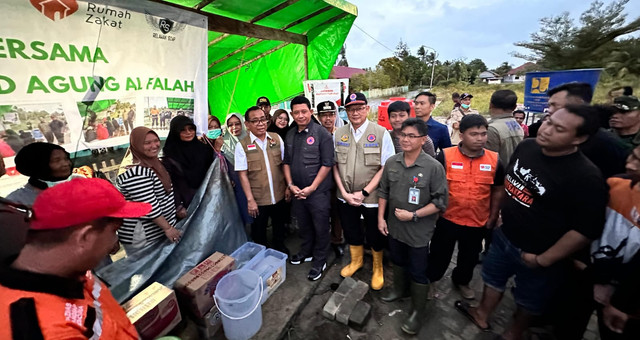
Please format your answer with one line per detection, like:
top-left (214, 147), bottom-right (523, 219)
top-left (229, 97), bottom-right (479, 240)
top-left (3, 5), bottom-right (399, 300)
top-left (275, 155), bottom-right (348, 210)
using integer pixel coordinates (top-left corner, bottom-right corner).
top-left (163, 116), bottom-right (214, 214)
top-left (222, 113), bottom-right (247, 167)
top-left (267, 109), bottom-right (291, 140)
top-left (7, 142), bottom-right (83, 205)
top-left (116, 127), bottom-right (181, 254)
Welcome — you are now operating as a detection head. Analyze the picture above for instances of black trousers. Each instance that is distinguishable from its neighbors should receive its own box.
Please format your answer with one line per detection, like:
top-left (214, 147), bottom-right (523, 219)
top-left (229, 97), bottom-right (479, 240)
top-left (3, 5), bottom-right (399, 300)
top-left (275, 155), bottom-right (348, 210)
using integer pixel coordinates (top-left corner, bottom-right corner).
top-left (251, 199), bottom-right (287, 249)
top-left (426, 217), bottom-right (484, 285)
top-left (338, 201), bottom-right (386, 251)
top-left (389, 237), bottom-right (429, 284)
top-left (549, 266), bottom-right (596, 340)
top-left (293, 190), bottom-right (330, 267)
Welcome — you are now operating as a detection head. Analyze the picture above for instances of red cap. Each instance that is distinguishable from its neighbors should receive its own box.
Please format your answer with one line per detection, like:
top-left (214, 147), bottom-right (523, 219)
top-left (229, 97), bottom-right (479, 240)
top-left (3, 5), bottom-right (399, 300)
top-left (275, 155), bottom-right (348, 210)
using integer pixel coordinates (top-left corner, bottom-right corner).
top-left (30, 178), bottom-right (152, 230)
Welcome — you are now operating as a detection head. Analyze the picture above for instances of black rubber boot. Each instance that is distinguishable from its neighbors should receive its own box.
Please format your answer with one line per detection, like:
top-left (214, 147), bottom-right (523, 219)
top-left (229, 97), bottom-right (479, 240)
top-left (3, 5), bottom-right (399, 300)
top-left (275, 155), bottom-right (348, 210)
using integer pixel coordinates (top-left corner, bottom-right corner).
top-left (381, 265), bottom-right (410, 302)
top-left (401, 281), bottom-right (429, 335)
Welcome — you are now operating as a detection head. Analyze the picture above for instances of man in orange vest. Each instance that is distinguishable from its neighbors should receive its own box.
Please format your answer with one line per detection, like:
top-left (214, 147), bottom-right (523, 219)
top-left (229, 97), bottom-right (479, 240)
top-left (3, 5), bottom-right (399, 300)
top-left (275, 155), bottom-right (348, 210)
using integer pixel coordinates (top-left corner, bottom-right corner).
top-left (427, 114), bottom-right (505, 300)
top-left (0, 178), bottom-right (151, 339)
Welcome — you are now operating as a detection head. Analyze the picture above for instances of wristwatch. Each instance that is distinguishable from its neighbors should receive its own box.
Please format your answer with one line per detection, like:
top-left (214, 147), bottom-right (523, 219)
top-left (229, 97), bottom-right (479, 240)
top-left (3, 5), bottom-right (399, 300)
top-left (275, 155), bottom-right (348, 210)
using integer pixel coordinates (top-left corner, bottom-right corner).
top-left (361, 189), bottom-right (370, 197)
top-left (412, 211), bottom-right (419, 222)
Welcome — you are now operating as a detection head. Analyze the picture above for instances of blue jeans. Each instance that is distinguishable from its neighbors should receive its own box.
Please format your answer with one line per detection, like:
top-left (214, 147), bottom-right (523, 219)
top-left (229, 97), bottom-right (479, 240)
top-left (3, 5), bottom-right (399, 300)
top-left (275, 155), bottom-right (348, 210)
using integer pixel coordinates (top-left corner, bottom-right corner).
top-left (481, 228), bottom-right (564, 315)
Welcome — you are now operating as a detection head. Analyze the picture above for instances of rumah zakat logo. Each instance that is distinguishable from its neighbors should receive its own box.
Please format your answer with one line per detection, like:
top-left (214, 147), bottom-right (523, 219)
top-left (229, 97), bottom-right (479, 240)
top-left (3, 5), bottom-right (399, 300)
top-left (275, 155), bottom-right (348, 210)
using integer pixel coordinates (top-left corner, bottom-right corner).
top-left (30, 0), bottom-right (79, 21)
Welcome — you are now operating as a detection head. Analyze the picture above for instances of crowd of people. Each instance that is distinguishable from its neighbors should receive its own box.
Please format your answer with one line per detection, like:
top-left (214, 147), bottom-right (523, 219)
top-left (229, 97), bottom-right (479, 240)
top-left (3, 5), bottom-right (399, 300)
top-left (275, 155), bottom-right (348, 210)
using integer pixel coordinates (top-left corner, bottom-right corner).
top-left (1, 83), bottom-right (640, 339)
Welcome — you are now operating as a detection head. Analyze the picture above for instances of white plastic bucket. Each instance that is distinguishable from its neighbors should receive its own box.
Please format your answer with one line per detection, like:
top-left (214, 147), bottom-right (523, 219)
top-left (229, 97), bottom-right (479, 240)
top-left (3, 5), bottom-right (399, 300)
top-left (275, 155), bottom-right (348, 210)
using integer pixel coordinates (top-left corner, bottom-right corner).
top-left (214, 269), bottom-right (263, 340)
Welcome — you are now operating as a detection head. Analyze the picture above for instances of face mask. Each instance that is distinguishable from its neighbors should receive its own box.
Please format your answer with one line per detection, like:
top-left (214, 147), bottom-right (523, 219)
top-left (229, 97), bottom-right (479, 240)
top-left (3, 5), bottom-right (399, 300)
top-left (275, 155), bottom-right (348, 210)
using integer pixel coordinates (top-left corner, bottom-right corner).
top-left (338, 108), bottom-right (348, 122)
top-left (461, 103), bottom-right (470, 109)
top-left (43, 175), bottom-right (75, 188)
top-left (206, 129), bottom-right (222, 139)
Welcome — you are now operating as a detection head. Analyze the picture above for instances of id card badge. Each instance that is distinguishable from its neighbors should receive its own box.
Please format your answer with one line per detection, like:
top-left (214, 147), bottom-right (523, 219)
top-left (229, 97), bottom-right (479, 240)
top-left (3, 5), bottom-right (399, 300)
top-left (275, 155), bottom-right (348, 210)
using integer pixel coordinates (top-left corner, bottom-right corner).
top-left (408, 187), bottom-right (420, 205)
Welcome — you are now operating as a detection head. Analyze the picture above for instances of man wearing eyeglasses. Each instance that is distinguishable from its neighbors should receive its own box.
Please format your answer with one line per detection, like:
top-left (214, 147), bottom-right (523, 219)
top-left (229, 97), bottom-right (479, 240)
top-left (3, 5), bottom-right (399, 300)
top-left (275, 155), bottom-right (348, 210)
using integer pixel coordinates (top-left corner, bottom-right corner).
top-left (235, 106), bottom-right (290, 255)
top-left (377, 118), bottom-right (448, 334)
top-left (333, 92), bottom-right (394, 290)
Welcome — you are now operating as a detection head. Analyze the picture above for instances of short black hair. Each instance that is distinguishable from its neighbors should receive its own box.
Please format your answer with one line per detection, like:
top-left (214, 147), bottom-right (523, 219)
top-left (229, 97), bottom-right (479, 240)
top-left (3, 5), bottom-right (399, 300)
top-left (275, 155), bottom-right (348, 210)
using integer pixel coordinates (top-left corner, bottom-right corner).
top-left (415, 91), bottom-right (436, 105)
top-left (623, 86), bottom-right (633, 96)
top-left (490, 90), bottom-right (518, 111)
top-left (452, 92), bottom-right (460, 99)
top-left (290, 96), bottom-right (311, 110)
top-left (388, 101), bottom-right (411, 117)
top-left (563, 104), bottom-right (601, 137)
top-left (401, 118), bottom-right (428, 136)
top-left (513, 109), bottom-right (526, 117)
top-left (459, 114), bottom-right (488, 133)
top-left (547, 82), bottom-right (593, 104)
top-left (244, 106), bottom-right (263, 121)
top-left (592, 104), bottom-right (616, 129)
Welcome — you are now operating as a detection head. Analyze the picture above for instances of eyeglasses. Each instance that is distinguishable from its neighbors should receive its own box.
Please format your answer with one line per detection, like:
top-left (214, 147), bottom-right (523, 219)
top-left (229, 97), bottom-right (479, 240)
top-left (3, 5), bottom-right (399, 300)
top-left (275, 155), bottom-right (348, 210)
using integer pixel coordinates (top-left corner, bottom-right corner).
top-left (248, 118), bottom-right (268, 125)
top-left (346, 106), bottom-right (367, 114)
top-left (398, 132), bottom-right (425, 140)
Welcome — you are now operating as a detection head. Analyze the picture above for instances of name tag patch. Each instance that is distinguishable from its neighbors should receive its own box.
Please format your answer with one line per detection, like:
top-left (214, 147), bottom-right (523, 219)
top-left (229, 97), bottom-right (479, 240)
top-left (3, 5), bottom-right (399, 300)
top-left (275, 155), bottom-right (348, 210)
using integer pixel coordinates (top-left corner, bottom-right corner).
top-left (480, 164), bottom-right (492, 171)
top-left (451, 162), bottom-right (464, 169)
top-left (247, 144), bottom-right (257, 151)
top-left (364, 143), bottom-right (379, 147)
top-left (337, 142), bottom-right (350, 146)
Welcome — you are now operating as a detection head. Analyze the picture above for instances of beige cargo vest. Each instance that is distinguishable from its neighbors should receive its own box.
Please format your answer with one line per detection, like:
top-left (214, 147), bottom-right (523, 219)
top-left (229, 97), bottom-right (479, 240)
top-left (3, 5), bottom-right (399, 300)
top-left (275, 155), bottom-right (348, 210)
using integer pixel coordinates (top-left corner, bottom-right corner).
top-left (334, 122), bottom-right (386, 205)
top-left (240, 132), bottom-right (286, 206)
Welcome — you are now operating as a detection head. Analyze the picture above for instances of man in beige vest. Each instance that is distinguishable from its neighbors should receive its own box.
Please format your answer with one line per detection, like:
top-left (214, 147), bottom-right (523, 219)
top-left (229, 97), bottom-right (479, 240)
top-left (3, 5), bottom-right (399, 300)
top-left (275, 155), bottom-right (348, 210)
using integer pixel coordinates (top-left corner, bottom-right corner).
top-left (485, 89), bottom-right (524, 167)
top-left (334, 92), bottom-right (395, 290)
top-left (235, 106), bottom-right (290, 254)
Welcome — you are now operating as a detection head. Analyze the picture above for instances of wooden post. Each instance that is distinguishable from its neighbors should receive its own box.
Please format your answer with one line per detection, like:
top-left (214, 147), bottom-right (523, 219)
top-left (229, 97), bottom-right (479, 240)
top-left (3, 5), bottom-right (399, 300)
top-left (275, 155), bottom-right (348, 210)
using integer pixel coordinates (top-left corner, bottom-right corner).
top-left (304, 45), bottom-right (309, 80)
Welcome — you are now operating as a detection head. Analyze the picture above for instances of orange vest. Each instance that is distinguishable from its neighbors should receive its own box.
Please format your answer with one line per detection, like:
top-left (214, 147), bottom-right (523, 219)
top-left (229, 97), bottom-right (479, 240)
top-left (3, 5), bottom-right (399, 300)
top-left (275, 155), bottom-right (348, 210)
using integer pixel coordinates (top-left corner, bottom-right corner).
top-left (0, 271), bottom-right (139, 340)
top-left (442, 147), bottom-right (498, 227)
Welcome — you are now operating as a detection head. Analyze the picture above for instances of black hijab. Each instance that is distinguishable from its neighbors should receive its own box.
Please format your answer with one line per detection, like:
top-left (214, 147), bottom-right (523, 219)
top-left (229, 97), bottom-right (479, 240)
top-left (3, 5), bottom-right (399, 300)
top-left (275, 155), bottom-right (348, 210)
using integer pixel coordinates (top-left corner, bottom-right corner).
top-left (162, 116), bottom-right (214, 189)
top-left (267, 109), bottom-right (291, 139)
top-left (14, 142), bottom-right (71, 189)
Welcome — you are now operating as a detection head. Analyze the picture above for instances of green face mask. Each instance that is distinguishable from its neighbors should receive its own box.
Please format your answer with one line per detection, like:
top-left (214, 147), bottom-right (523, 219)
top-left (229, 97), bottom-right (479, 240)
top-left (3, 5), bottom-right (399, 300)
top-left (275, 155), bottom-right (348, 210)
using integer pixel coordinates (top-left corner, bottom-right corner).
top-left (206, 129), bottom-right (222, 139)
top-left (461, 103), bottom-right (470, 109)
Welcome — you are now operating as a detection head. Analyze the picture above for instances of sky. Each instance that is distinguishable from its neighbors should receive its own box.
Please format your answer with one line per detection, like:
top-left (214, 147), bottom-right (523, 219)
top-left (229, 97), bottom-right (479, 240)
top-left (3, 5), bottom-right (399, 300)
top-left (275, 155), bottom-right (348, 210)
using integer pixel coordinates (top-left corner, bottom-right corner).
top-left (342, 0), bottom-right (639, 70)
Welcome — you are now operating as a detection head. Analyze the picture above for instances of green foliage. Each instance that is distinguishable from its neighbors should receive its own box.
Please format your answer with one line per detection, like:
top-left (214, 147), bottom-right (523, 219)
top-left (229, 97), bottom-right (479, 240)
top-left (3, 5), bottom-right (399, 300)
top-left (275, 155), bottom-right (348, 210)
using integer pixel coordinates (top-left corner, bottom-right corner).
top-left (493, 61), bottom-right (513, 77)
top-left (430, 83), bottom-right (525, 117)
top-left (514, 0), bottom-right (640, 78)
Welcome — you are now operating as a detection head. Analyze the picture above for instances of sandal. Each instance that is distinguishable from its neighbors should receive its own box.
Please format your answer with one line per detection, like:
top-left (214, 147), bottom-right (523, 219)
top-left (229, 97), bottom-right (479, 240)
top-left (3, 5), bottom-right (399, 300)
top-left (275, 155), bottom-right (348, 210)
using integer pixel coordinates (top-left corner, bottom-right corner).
top-left (454, 300), bottom-right (492, 332)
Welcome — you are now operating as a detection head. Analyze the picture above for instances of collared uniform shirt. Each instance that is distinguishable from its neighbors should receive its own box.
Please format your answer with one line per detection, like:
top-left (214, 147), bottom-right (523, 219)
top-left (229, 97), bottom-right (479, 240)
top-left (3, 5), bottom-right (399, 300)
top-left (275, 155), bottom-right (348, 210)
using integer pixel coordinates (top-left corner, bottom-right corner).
top-left (235, 132), bottom-right (285, 205)
top-left (426, 116), bottom-right (452, 154)
top-left (284, 121), bottom-right (335, 193)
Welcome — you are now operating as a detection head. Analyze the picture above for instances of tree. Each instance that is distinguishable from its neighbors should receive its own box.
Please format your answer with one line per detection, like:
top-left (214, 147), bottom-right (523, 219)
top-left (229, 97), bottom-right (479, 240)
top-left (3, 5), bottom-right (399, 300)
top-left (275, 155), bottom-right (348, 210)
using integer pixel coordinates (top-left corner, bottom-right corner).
top-left (337, 45), bottom-right (349, 66)
top-left (513, 0), bottom-right (640, 76)
top-left (394, 40), bottom-right (410, 59)
top-left (467, 58), bottom-right (488, 83)
top-left (494, 61), bottom-right (513, 76)
top-left (417, 46), bottom-right (427, 63)
top-left (378, 57), bottom-right (407, 86)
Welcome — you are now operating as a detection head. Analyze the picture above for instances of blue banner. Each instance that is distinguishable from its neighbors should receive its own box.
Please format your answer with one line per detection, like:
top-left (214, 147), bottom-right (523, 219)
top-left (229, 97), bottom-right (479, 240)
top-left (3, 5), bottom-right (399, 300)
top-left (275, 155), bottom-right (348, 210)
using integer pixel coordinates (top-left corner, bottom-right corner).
top-left (524, 69), bottom-right (602, 113)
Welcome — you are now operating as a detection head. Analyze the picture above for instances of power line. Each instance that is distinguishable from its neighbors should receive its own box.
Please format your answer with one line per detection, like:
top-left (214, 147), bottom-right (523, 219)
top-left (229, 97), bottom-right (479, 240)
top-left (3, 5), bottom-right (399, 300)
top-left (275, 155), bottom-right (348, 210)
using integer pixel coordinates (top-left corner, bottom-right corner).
top-left (353, 23), bottom-right (395, 54)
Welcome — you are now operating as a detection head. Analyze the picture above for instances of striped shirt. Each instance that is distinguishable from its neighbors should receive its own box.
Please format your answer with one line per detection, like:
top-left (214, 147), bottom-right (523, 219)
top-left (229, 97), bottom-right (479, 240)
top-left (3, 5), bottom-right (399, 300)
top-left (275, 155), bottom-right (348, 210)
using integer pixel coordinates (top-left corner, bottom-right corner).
top-left (116, 165), bottom-right (176, 245)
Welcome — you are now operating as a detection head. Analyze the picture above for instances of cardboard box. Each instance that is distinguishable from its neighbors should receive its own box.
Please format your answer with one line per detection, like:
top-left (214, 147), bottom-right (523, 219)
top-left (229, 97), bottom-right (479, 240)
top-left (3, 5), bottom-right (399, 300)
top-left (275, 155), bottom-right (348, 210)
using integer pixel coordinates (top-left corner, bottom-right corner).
top-left (122, 282), bottom-right (182, 340)
top-left (197, 305), bottom-right (223, 339)
top-left (174, 252), bottom-right (235, 318)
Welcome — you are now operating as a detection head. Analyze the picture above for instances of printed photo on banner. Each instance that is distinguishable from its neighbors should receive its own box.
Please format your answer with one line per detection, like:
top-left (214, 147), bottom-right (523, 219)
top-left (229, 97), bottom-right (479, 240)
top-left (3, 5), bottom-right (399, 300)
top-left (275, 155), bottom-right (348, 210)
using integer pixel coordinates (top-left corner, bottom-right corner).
top-left (77, 99), bottom-right (136, 145)
top-left (0, 103), bottom-right (71, 156)
top-left (144, 97), bottom-right (194, 133)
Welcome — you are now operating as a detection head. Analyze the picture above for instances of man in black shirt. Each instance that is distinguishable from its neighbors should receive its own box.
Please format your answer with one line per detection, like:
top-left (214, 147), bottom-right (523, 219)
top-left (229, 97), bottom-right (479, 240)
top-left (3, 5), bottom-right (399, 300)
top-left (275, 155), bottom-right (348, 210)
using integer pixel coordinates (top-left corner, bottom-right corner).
top-left (284, 96), bottom-right (334, 281)
top-left (455, 105), bottom-right (607, 340)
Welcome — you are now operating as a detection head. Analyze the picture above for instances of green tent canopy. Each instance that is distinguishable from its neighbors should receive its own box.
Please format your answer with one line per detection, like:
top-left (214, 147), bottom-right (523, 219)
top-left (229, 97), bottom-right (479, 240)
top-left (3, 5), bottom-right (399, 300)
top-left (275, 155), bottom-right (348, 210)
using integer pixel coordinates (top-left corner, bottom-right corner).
top-left (158, 0), bottom-right (357, 120)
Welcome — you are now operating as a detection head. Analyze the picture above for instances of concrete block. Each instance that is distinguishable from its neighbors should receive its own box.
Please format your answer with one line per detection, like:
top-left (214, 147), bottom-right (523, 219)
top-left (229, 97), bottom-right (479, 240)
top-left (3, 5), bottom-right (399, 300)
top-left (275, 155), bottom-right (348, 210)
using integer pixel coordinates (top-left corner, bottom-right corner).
top-left (335, 277), bottom-right (356, 296)
top-left (348, 300), bottom-right (371, 330)
top-left (322, 293), bottom-right (346, 320)
top-left (335, 281), bottom-right (369, 325)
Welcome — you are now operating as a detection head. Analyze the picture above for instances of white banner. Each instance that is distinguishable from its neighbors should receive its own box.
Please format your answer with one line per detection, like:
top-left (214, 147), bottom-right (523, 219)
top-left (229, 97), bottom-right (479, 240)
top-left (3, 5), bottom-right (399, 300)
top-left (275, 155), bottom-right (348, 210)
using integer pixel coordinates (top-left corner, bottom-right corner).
top-left (0, 0), bottom-right (208, 156)
top-left (303, 79), bottom-right (349, 111)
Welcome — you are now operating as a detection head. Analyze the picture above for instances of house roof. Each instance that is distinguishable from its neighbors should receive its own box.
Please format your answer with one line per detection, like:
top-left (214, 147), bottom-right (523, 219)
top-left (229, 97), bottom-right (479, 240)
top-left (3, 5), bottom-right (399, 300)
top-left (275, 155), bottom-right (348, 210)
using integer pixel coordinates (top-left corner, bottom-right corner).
top-left (507, 62), bottom-right (536, 75)
top-left (479, 70), bottom-right (501, 79)
top-left (330, 66), bottom-right (366, 79)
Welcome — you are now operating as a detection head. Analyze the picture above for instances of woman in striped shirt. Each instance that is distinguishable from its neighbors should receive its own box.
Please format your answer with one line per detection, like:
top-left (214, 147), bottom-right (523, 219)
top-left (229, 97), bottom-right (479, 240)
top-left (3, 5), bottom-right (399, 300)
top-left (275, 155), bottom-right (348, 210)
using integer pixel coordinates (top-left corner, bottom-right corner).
top-left (116, 127), bottom-right (181, 254)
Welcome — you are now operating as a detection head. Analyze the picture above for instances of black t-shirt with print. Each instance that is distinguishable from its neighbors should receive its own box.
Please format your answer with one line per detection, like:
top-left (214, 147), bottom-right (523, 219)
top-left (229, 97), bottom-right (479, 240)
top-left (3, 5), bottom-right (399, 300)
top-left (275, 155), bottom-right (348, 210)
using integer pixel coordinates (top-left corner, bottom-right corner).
top-left (500, 139), bottom-right (607, 254)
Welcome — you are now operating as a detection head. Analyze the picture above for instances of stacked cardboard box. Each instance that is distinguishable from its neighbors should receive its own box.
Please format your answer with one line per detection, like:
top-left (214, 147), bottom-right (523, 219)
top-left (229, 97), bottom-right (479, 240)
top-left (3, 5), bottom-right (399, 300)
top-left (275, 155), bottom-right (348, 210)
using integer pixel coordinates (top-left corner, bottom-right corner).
top-left (123, 282), bottom-right (182, 340)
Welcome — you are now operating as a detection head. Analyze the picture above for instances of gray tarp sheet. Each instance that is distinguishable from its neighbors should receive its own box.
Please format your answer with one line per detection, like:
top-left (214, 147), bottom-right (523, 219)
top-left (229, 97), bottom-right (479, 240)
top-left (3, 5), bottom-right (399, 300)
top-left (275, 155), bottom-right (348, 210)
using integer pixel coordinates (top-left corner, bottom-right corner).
top-left (96, 158), bottom-right (247, 303)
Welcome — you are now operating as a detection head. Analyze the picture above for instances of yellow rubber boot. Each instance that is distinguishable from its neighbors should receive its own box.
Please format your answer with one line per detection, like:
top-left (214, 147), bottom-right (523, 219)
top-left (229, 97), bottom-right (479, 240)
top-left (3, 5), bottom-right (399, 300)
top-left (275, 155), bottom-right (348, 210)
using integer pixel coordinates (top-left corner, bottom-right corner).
top-left (340, 245), bottom-right (364, 278)
top-left (371, 249), bottom-right (384, 290)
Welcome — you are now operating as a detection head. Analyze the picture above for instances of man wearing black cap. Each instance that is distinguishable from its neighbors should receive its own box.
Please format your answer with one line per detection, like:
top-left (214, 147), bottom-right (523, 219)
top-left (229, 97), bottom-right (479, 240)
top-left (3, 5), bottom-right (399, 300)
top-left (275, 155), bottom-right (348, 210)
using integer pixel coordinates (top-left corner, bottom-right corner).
top-left (317, 100), bottom-right (345, 257)
top-left (333, 92), bottom-right (394, 290)
top-left (610, 95), bottom-right (640, 150)
top-left (448, 93), bottom-right (479, 144)
top-left (0, 178), bottom-right (151, 339)
top-left (257, 96), bottom-right (272, 126)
